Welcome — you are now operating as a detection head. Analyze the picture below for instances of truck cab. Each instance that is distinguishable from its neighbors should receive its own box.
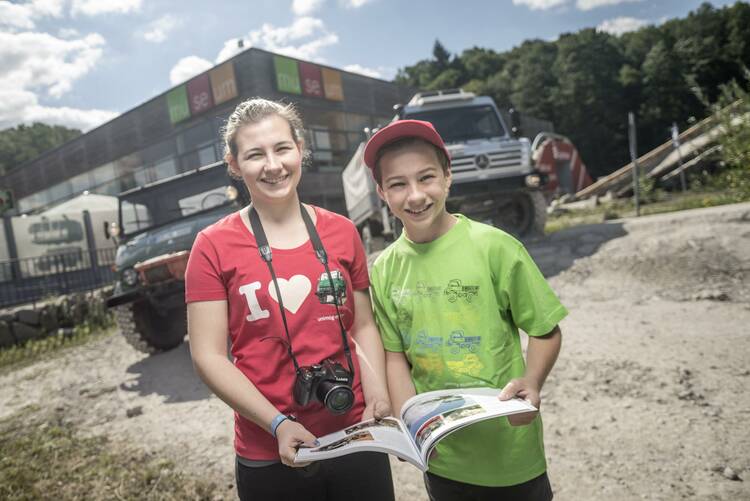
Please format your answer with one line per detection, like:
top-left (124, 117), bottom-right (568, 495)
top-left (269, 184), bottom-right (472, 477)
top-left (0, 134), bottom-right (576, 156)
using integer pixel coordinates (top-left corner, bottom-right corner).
top-left (400, 90), bottom-right (536, 187)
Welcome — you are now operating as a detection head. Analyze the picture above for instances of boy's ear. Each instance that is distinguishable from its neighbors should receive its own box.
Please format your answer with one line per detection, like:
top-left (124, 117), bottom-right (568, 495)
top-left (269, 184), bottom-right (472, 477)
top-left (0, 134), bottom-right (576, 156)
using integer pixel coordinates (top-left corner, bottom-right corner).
top-left (445, 169), bottom-right (452, 192)
top-left (376, 183), bottom-right (386, 201)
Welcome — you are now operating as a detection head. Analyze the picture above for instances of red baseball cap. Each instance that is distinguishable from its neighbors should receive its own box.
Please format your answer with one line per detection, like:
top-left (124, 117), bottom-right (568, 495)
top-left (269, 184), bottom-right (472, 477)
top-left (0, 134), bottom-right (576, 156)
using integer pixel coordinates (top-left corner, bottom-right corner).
top-left (363, 119), bottom-right (451, 172)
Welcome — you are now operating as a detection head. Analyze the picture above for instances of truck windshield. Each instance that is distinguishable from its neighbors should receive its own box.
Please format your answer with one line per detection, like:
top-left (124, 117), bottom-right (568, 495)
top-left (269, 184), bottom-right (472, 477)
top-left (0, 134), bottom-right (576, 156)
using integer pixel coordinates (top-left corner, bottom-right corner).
top-left (405, 105), bottom-right (506, 143)
top-left (119, 168), bottom-right (235, 237)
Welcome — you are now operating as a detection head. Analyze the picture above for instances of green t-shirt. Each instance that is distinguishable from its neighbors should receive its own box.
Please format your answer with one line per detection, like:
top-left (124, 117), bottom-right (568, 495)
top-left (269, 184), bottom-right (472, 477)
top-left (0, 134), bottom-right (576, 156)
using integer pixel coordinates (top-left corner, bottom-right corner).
top-left (370, 215), bottom-right (568, 487)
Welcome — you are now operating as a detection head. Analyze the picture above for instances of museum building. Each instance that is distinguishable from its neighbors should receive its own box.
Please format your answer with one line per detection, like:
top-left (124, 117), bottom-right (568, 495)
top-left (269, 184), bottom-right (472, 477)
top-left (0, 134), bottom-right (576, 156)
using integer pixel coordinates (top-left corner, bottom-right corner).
top-left (1, 47), bottom-right (412, 215)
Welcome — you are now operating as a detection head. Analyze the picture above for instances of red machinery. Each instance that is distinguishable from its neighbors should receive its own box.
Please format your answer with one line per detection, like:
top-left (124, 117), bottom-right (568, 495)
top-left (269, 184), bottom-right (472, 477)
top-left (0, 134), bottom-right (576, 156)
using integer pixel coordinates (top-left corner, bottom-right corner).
top-left (532, 133), bottom-right (593, 200)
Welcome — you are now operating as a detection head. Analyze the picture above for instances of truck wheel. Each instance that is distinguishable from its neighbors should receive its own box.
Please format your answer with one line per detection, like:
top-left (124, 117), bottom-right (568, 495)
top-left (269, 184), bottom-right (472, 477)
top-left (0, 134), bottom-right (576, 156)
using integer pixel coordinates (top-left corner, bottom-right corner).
top-left (493, 191), bottom-right (547, 237)
top-left (114, 301), bottom-right (187, 354)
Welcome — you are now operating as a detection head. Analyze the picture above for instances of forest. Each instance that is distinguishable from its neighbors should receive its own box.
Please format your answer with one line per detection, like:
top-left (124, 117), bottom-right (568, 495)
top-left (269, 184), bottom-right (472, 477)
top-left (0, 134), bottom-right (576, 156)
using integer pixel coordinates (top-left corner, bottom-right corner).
top-left (395, 2), bottom-right (750, 177)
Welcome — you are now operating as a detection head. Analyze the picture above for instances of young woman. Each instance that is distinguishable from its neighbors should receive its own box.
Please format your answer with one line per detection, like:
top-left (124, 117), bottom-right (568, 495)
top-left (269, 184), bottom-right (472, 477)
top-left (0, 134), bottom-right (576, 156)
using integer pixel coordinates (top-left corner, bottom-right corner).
top-left (185, 98), bottom-right (394, 501)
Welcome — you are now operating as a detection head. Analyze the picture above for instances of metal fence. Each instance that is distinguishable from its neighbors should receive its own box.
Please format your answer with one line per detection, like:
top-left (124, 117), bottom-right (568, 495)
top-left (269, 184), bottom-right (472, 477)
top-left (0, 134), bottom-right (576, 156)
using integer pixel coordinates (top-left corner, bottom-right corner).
top-left (0, 247), bottom-right (116, 308)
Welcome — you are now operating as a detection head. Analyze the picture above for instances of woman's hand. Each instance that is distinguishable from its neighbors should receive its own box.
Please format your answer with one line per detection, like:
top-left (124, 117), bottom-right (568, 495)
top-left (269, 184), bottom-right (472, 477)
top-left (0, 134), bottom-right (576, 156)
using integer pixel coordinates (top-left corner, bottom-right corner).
top-left (276, 419), bottom-right (318, 467)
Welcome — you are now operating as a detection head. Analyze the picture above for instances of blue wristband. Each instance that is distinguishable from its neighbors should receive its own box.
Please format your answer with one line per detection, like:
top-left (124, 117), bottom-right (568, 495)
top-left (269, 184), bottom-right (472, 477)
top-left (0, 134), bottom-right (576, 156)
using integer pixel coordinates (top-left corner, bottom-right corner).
top-left (270, 413), bottom-right (288, 437)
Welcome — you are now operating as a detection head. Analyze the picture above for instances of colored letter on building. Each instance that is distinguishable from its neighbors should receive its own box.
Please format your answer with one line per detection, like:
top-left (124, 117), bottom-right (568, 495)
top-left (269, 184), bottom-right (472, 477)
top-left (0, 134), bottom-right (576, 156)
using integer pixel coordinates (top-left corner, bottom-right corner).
top-left (167, 86), bottom-right (190, 124)
top-left (187, 74), bottom-right (214, 116)
top-left (274, 56), bottom-right (302, 95)
top-left (210, 62), bottom-right (238, 105)
top-left (321, 68), bottom-right (344, 101)
top-left (299, 62), bottom-right (324, 98)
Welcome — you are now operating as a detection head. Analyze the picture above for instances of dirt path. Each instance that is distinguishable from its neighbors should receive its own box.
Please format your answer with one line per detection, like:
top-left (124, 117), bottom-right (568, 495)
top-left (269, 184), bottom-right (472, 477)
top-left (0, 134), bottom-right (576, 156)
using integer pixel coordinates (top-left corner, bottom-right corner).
top-left (2, 202), bottom-right (749, 500)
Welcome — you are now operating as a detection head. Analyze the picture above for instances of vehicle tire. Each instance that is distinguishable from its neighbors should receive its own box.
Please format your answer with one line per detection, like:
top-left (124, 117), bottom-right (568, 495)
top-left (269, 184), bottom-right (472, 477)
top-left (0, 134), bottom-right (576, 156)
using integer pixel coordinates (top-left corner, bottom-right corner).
top-left (492, 191), bottom-right (547, 237)
top-left (114, 300), bottom-right (186, 354)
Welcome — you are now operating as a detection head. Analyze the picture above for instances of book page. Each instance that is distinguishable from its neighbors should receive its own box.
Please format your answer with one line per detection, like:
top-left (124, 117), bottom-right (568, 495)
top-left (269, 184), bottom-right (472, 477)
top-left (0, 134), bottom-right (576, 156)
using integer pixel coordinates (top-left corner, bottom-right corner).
top-left (399, 387), bottom-right (537, 463)
top-left (294, 417), bottom-right (425, 470)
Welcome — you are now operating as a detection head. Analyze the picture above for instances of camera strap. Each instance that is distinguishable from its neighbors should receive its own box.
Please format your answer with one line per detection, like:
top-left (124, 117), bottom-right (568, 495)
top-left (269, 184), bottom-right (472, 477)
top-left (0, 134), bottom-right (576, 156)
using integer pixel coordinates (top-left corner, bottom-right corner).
top-left (248, 203), bottom-right (355, 378)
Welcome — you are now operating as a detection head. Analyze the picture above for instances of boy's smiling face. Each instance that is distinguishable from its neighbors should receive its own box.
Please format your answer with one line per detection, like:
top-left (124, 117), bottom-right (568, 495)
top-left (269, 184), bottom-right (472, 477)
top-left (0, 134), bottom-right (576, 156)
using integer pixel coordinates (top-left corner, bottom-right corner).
top-left (376, 141), bottom-right (455, 243)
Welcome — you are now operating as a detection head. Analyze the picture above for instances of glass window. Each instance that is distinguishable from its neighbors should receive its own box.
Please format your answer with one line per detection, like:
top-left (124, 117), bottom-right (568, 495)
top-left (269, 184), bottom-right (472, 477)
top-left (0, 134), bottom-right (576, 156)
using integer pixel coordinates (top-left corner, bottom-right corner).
top-left (121, 200), bottom-right (152, 234)
top-left (344, 113), bottom-right (370, 131)
top-left (198, 144), bottom-right (217, 166)
top-left (180, 122), bottom-right (217, 153)
top-left (90, 163), bottom-right (116, 187)
top-left (69, 171), bottom-right (92, 193)
top-left (178, 186), bottom-right (229, 216)
top-left (142, 138), bottom-right (176, 165)
top-left (49, 180), bottom-right (73, 203)
top-left (152, 158), bottom-right (178, 181)
top-left (91, 179), bottom-right (121, 196)
top-left (312, 128), bottom-right (331, 150)
top-left (114, 153), bottom-right (143, 178)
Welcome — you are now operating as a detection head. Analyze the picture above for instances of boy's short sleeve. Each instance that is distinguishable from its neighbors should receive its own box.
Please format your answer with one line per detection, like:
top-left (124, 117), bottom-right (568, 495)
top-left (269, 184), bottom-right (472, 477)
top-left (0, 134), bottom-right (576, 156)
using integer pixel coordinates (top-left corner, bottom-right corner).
top-left (370, 266), bottom-right (404, 352)
top-left (185, 232), bottom-right (227, 303)
top-left (504, 244), bottom-right (567, 337)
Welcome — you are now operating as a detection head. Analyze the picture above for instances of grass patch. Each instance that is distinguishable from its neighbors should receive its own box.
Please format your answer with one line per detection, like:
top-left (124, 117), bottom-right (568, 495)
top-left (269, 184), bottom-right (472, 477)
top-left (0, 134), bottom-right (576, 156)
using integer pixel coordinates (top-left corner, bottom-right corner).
top-left (0, 407), bottom-right (223, 501)
top-left (0, 324), bottom-right (114, 375)
top-left (545, 188), bottom-right (749, 234)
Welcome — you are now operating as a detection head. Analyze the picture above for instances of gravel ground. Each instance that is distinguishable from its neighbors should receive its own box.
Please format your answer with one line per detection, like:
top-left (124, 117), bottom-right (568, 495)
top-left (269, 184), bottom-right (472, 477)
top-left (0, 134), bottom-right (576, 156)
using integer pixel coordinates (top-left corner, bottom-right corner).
top-left (2, 202), bottom-right (749, 500)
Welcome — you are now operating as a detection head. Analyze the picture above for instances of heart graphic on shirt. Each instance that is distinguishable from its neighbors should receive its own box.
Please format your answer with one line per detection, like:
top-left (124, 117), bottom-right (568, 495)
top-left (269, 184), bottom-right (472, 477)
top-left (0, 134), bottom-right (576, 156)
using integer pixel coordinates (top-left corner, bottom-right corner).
top-left (267, 275), bottom-right (312, 314)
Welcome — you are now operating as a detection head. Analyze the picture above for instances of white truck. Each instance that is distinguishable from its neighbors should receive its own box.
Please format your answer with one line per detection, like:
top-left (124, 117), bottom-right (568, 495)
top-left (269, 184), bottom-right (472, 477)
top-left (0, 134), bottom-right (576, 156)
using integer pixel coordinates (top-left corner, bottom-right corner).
top-left (343, 89), bottom-right (549, 250)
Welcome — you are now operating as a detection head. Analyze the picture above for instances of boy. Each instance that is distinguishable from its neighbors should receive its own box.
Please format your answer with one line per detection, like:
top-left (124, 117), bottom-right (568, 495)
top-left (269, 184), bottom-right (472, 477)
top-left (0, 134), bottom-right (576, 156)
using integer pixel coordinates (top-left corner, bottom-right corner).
top-left (365, 120), bottom-right (566, 501)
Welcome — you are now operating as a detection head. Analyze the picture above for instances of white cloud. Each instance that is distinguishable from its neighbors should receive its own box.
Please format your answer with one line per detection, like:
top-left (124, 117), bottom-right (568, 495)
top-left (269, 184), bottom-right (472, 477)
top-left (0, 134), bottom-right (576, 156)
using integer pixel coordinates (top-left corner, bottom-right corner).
top-left (341, 0), bottom-right (373, 7)
top-left (143, 14), bottom-right (180, 43)
top-left (13, 102), bottom-right (118, 132)
top-left (216, 38), bottom-right (248, 64)
top-left (343, 64), bottom-right (382, 79)
top-left (216, 17), bottom-right (338, 64)
top-left (512, 0), bottom-right (567, 10)
top-left (597, 16), bottom-right (649, 35)
top-left (58, 27), bottom-right (80, 38)
top-left (0, 30), bottom-right (115, 131)
top-left (576, 0), bottom-right (642, 11)
top-left (292, 0), bottom-right (325, 16)
top-left (169, 56), bottom-right (213, 85)
top-left (0, 0), bottom-right (65, 30)
top-left (0, 31), bottom-right (105, 98)
top-left (71, 0), bottom-right (142, 17)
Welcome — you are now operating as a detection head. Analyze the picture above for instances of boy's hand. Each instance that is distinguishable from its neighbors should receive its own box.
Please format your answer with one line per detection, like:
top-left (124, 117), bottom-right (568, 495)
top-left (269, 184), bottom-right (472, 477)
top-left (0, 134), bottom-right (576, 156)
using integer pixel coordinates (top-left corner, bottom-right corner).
top-left (499, 377), bottom-right (540, 426)
top-left (362, 396), bottom-right (392, 421)
top-left (276, 419), bottom-right (318, 467)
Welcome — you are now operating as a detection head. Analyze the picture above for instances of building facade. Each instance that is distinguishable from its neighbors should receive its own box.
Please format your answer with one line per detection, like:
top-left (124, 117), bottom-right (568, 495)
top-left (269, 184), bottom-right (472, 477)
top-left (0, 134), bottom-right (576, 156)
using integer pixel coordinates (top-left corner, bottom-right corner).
top-left (2, 48), bottom-right (413, 215)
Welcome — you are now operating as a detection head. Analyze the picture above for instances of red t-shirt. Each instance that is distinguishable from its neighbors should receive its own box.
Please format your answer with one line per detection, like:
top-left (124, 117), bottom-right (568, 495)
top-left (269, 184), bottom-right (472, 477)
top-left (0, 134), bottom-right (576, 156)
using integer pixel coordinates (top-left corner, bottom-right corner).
top-left (184, 206), bottom-right (368, 460)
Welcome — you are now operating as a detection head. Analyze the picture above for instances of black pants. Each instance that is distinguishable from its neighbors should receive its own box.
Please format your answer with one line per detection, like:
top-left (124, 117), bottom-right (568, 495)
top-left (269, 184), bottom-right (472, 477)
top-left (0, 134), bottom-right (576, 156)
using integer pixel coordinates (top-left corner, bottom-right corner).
top-left (235, 452), bottom-right (394, 501)
top-left (424, 471), bottom-right (553, 501)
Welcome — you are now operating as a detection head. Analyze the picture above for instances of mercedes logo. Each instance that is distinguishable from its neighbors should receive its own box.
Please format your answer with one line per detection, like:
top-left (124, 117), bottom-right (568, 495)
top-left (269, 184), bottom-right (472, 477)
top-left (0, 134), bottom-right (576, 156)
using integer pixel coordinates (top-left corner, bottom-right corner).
top-left (475, 154), bottom-right (490, 169)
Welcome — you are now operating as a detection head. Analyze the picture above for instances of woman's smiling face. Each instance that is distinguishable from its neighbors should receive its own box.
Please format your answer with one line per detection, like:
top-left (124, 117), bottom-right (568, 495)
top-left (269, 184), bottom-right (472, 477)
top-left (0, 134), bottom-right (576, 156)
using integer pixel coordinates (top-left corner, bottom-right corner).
top-left (228, 114), bottom-right (304, 205)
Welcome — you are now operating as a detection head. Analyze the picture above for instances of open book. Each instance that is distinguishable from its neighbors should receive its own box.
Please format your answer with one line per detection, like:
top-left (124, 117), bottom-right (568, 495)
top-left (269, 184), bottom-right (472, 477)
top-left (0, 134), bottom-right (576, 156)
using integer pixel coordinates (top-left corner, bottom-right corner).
top-left (295, 387), bottom-right (537, 471)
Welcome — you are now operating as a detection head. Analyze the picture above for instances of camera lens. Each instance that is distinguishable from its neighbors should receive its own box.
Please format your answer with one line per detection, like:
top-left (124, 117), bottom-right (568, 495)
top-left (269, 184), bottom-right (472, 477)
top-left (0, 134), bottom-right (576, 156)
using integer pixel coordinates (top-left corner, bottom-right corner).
top-left (318, 381), bottom-right (354, 414)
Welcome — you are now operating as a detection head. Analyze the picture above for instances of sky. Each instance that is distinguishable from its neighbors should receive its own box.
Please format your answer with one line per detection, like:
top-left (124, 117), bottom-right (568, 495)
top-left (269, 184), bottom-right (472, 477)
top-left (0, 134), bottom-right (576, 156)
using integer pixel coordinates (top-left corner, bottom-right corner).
top-left (0, 0), bottom-right (740, 132)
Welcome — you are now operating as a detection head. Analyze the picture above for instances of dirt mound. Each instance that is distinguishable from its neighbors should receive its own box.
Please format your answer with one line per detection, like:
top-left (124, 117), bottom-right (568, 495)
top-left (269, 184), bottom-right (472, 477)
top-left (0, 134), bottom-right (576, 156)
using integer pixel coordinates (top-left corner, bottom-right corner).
top-left (555, 204), bottom-right (750, 303)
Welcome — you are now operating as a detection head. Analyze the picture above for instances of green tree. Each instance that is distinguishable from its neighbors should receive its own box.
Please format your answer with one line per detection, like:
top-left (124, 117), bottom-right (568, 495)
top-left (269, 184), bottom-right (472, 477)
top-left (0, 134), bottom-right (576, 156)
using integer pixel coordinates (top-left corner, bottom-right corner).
top-left (552, 29), bottom-right (627, 177)
top-left (0, 123), bottom-right (81, 175)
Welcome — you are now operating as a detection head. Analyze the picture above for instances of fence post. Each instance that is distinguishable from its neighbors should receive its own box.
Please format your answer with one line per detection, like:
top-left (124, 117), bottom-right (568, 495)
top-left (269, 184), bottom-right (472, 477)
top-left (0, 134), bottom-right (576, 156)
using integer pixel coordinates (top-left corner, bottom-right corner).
top-left (3, 215), bottom-right (21, 280)
top-left (671, 123), bottom-right (688, 193)
top-left (628, 112), bottom-right (641, 217)
top-left (82, 210), bottom-right (100, 285)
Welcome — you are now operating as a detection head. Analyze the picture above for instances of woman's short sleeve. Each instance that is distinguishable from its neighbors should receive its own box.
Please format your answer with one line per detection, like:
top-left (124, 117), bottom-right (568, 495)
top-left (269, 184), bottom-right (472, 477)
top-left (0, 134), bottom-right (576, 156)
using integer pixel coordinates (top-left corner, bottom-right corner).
top-left (348, 223), bottom-right (370, 291)
top-left (184, 231), bottom-right (227, 303)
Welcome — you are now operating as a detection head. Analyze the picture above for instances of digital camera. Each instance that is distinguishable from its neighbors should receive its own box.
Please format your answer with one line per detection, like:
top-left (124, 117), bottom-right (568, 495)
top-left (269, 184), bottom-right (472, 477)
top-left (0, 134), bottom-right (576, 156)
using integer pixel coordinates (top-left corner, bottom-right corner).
top-left (293, 359), bottom-right (354, 414)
